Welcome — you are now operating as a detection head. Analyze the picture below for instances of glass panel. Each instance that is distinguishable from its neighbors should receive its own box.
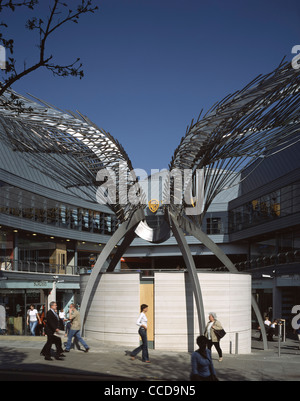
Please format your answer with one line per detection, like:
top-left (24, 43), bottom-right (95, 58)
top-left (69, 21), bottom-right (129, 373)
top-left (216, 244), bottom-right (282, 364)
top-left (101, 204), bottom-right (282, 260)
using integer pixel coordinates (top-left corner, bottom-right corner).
top-left (280, 185), bottom-right (292, 216)
top-left (81, 209), bottom-right (89, 232)
top-left (293, 184), bottom-right (300, 213)
top-left (0, 181), bottom-right (116, 235)
top-left (207, 217), bottom-right (223, 235)
top-left (104, 215), bottom-right (112, 234)
top-left (70, 208), bottom-right (78, 229)
top-left (92, 211), bottom-right (101, 233)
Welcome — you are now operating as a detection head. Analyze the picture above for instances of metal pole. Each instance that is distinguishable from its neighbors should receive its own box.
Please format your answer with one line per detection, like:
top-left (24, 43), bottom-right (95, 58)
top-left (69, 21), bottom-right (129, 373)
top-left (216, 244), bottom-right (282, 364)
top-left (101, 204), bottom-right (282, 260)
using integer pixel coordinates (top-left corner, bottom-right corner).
top-left (283, 319), bottom-right (286, 342)
top-left (235, 333), bottom-right (239, 355)
top-left (278, 322), bottom-right (282, 358)
top-left (24, 290), bottom-right (27, 335)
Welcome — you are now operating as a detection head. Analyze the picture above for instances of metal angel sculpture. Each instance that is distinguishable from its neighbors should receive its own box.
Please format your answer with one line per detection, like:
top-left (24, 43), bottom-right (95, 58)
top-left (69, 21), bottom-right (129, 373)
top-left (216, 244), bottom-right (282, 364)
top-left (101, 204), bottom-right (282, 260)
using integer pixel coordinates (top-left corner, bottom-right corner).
top-left (0, 59), bottom-right (300, 350)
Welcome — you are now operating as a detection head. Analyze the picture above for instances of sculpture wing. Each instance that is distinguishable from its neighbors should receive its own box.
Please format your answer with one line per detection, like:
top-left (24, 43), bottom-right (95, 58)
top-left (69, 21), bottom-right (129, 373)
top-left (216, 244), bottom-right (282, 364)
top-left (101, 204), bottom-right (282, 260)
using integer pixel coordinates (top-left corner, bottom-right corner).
top-left (0, 91), bottom-right (146, 223)
top-left (168, 60), bottom-right (300, 225)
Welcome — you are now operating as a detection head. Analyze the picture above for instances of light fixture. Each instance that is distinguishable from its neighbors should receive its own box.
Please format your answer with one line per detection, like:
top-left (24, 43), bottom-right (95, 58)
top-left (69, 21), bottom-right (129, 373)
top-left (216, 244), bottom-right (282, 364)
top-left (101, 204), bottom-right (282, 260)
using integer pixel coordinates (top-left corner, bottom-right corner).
top-left (50, 236), bottom-right (54, 239)
top-left (13, 229), bottom-right (18, 233)
top-left (66, 239), bottom-right (70, 242)
top-left (32, 233), bottom-right (37, 236)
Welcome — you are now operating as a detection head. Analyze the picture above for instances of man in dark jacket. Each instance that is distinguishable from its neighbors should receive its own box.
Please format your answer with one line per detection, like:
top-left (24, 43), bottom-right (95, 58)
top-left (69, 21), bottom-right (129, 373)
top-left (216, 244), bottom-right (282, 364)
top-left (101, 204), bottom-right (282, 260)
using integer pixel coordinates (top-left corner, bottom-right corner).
top-left (41, 301), bottom-right (65, 361)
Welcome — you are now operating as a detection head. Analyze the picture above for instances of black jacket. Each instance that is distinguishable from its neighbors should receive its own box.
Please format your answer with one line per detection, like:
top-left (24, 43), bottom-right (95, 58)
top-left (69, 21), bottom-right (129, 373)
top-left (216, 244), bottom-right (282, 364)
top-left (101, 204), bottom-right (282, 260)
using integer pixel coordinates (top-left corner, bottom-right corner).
top-left (45, 309), bottom-right (60, 335)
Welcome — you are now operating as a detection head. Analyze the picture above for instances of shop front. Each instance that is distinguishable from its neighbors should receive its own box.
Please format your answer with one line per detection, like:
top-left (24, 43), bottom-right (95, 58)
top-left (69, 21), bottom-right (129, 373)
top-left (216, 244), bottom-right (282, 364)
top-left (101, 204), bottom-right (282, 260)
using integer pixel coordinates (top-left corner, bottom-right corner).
top-left (0, 271), bottom-right (80, 335)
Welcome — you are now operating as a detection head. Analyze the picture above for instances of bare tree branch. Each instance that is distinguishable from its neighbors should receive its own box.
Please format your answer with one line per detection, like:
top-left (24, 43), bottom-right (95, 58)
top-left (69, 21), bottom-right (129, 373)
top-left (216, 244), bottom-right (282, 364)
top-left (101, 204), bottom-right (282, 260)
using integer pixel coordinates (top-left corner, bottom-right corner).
top-left (0, 0), bottom-right (38, 12)
top-left (0, 0), bottom-right (98, 98)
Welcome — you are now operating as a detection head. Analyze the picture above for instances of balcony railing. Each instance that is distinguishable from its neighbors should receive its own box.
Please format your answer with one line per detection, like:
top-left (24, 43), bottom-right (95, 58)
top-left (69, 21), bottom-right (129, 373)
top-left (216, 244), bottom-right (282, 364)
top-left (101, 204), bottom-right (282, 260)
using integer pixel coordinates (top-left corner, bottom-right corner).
top-left (235, 250), bottom-right (300, 271)
top-left (0, 259), bottom-right (82, 275)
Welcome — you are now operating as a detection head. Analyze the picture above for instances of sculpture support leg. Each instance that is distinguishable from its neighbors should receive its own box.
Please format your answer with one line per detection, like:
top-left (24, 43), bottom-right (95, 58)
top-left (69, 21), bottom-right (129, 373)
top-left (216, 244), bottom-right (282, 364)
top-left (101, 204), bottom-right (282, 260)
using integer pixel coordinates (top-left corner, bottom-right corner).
top-left (107, 228), bottom-right (137, 272)
top-left (80, 209), bottom-right (144, 333)
top-left (178, 216), bottom-right (268, 351)
top-left (170, 214), bottom-right (206, 335)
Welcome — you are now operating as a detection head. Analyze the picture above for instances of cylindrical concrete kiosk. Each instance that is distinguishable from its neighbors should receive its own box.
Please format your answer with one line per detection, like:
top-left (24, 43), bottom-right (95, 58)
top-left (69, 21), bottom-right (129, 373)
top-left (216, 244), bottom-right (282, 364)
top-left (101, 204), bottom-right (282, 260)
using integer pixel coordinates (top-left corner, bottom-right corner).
top-left (80, 271), bottom-right (252, 354)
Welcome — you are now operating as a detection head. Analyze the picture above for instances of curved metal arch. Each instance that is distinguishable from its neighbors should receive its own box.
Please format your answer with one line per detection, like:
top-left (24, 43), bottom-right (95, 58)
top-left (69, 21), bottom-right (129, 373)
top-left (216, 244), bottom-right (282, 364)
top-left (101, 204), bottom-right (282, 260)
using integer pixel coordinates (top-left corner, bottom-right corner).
top-left (80, 208), bottom-right (207, 338)
top-left (169, 213), bottom-right (206, 334)
top-left (80, 208), bottom-right (145, 332)
top-left (176, 214), bottom-right (268, 350)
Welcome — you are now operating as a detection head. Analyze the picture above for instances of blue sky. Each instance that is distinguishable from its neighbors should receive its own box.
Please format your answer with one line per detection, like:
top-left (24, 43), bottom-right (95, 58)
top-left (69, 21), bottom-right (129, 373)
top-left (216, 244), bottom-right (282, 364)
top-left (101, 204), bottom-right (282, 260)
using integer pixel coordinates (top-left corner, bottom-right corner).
top-left (2, 0), bottom-right (300, 173)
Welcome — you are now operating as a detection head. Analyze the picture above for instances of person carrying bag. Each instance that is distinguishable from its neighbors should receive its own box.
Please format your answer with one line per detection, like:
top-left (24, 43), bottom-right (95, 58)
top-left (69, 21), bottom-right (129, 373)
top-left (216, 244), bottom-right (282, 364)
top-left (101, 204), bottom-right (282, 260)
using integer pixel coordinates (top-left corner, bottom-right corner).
top-left (204, 312), bottom-right (225, 362)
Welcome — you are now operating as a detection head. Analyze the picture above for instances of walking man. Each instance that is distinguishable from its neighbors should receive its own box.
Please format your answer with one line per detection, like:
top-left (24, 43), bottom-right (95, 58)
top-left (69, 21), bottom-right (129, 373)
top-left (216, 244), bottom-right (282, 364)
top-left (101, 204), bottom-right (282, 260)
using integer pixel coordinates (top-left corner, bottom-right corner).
top-left (42, 301), bottom-right (65, 361)
top-left (64, 304), bottom-right (90, 353)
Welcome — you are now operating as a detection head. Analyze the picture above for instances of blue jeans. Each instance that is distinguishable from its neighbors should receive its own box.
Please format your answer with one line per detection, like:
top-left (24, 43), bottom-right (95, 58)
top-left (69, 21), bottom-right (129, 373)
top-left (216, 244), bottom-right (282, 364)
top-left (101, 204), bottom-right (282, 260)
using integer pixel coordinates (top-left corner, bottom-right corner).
top-left (131, 327), bottom-right (149, 361)
top-left (29, 321), bottom-right (38, 336)
top-left (65, 329), bottom-right (89, 351)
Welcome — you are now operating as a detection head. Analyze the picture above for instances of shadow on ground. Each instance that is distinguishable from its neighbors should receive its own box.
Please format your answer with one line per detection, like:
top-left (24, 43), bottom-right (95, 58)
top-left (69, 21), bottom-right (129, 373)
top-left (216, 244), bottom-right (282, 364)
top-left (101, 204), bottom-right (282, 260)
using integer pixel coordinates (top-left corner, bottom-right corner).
top-left (121, 350), bottom-right (190, 381)
top-left (0, 347), bottom-right (137, 381)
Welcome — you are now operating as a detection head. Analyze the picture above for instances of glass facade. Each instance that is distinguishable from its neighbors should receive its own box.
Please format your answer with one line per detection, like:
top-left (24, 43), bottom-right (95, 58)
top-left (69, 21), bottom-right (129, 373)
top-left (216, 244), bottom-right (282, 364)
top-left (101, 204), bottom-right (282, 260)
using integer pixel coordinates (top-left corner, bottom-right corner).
top-left (0, 181), bottom-right (117, 235)
top-left (235, 228), bottom-right (300, 271)
top-left (0, 225), bottom-right (108, 273)
top-left (229, 180), bottom-right (300, 233)
top-left (206, 217), bottom-right (223, 235)
top-left (0, 230), bottom-right (13, 261)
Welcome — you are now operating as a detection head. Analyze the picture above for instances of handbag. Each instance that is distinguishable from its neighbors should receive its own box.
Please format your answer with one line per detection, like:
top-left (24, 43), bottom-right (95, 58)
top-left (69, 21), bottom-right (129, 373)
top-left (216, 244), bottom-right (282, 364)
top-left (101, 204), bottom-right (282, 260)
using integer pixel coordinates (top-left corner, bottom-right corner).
top-left (213, 328), bottom-right (226, 339)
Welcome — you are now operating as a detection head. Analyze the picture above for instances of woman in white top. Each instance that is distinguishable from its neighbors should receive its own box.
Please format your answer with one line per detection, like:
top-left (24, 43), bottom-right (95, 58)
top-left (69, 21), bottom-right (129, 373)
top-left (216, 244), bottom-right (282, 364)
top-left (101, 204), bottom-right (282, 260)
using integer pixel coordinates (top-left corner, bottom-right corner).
top-left (204, 312), bottom-right (224, 362)
top-left (27, 304), bottom-right (41, 336)
top-left (130, 304), bottom-right (150, 363)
